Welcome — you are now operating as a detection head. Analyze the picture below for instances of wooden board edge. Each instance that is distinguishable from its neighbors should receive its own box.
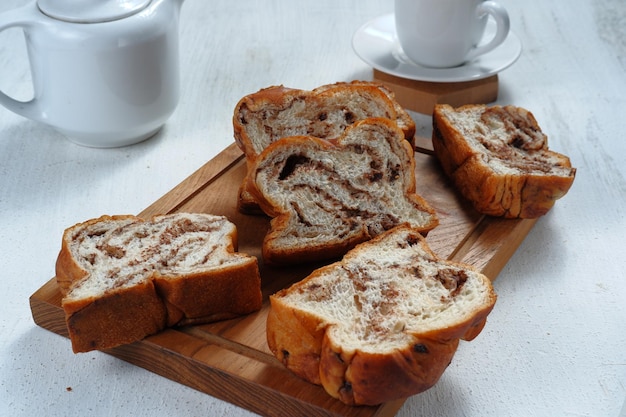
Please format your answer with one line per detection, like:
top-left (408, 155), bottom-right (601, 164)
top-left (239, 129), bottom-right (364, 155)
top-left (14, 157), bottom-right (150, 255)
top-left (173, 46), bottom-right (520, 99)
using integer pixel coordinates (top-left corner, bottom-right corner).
top-left (105, 339), bottom-right (362, 417)
top-left (28, 140), bottom-right (538, 417)
top-left (449, 216), bottom-right (538, 280)
top-left (28, 277), bottom-right (400, 417)
top-left (479, 217), bottom-right (537, 280)
top-left (29, 278), bottom-right (68, 337)
top-left (139, 143), bottom-right (245, 217)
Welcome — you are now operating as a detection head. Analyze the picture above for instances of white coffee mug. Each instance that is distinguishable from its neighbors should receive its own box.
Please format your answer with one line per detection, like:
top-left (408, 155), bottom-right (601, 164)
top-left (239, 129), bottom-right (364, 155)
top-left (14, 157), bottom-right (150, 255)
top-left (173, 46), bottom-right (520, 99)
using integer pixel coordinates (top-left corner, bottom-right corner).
top-left (394, 0), bottom-right (510, 68)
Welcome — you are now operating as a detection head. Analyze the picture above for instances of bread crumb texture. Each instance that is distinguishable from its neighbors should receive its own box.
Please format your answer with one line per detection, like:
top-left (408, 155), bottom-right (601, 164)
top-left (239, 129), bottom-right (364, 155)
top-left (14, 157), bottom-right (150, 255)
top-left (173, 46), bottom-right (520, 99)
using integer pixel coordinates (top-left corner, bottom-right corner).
top-left (233, 81), bottom-right (415, 159)
top-left (446, 105), bottom-right (572, 176)
top-left (56, 213), bottom-right (261, 352)
top-left (66, 214), bottom-right (242, 299)
top-left (267, 225), bottom-right (496, 405)
top-left (252, 118), bottom-right (438, 264)
top-left (432, 104), bottom-right (576, 218)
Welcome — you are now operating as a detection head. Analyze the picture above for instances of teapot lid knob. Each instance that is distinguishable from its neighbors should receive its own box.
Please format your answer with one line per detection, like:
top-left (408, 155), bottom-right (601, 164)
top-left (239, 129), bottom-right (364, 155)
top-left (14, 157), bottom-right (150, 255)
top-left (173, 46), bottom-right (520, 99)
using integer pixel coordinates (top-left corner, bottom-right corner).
top-left (38, 0), bottom-right (152, 23)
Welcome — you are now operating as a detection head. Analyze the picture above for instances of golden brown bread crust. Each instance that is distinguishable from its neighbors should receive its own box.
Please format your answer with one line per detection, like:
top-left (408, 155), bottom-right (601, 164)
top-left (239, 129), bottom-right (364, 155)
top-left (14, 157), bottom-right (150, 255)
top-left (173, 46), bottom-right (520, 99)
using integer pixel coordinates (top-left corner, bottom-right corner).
top-left (267, 297), bottom-right (462, 406)
top-left (233, 81), bottom-right (416, 214)
top-left (266, 225), bottom-right (496, 406)
top-left (268, 289), bottom-right (493, 406)
top-left (64, 279), bottom-right (169, 353)
top-left (266, 296), bottom-right (326, 385)
top-left (154, 260), bottom-right (262, 327)
top-left (319, 332), bottom-right (460, 406)
top-left (432, 104), bottom-right (576, 218)
top-left (56, 214), bottom-right (262, 353)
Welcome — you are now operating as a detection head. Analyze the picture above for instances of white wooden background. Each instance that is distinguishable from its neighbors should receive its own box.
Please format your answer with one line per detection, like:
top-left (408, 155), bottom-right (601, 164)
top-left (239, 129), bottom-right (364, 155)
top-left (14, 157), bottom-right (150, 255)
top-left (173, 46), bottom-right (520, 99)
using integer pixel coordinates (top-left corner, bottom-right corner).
top-left (0, 1), bottom-right (624, 416)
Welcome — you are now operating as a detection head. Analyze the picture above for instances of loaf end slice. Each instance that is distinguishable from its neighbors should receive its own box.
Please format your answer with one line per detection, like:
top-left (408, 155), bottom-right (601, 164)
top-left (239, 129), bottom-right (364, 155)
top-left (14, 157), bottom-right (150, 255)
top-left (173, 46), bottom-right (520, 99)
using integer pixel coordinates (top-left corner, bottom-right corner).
top-left (432, 104), bottom-right (576, 218)
top-left (266, 224), bottom-right (496, 406)
top-left (56, 213), bottom-right (262, 353)
top-left (233, 81), bottom-right (415, 159)
top-left (249, 117), bottom-right (438, 265)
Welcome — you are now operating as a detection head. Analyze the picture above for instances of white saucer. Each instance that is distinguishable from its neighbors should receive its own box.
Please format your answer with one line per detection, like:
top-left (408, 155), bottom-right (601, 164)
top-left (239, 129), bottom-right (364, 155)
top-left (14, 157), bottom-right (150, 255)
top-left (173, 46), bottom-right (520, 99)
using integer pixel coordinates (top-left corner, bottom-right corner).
top-left (352, 13), bottom-right (522, 83)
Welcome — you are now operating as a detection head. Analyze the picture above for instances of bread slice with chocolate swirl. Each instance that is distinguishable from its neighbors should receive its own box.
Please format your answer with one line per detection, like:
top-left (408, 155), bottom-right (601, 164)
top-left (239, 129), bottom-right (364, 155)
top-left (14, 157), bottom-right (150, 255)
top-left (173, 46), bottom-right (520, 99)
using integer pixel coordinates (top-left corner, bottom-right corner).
top-left (432, 104), bottom-right (576, 218)
top-left (247, 117), bottom-right (438, 265)
top-left (233, 81), bottom-right (416, 213)
top-left (55, 213), bottom-right (262, 353)
top-left (266, 224), bottom-right (497, 406)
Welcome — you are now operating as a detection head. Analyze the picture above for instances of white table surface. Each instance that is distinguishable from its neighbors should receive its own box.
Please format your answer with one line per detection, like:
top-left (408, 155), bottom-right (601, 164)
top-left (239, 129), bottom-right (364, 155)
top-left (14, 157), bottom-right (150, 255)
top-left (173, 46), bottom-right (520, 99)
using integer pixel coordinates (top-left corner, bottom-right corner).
top-left (1, 0), bottom-right (625, 416)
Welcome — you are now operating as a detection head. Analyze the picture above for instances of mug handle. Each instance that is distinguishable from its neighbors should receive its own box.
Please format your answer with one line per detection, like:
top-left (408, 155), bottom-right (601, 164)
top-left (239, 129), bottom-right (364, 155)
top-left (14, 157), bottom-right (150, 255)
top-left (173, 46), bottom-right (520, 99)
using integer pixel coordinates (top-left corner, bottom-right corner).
top-left (465, 1), bottom-right (510, 61)
top-left (0, 3), bottom-right (43, 122)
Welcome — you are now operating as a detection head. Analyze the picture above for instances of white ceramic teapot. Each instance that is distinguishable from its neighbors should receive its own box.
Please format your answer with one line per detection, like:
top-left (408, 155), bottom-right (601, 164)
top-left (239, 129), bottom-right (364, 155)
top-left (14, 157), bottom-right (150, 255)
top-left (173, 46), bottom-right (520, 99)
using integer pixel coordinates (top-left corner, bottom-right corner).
top-left (0, 0), bottom-right (184, 147)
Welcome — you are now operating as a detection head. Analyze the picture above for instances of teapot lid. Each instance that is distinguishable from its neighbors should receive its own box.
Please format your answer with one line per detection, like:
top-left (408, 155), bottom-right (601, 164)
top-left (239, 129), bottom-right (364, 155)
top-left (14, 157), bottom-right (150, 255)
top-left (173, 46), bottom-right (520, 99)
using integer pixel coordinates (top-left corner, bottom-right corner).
top-left (38, 0), bottom-right (152, 23)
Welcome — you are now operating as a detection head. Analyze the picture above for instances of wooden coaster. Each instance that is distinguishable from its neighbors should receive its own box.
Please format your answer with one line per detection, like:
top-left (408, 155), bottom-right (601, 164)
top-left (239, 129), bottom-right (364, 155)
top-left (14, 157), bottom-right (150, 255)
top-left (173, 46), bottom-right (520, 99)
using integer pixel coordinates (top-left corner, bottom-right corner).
top-left (373, 69), bottom-right (499, 115)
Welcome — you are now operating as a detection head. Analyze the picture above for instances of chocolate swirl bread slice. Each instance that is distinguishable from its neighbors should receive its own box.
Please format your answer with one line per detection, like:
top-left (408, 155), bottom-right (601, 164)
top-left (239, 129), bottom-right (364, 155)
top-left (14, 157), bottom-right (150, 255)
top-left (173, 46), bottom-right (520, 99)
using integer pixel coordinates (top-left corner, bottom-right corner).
top-left (432, 104), bottom-right (576, 218)
top-left (266, 225), bottom-right (497, 406)
top-left (233, 81), bottom-right (416, 213)
top-left (234, 81), bottom-right (416, 158)
top-left (56, 213), bottom-right (262, 353)
top-left (247, 118), bottom-right (438, 265)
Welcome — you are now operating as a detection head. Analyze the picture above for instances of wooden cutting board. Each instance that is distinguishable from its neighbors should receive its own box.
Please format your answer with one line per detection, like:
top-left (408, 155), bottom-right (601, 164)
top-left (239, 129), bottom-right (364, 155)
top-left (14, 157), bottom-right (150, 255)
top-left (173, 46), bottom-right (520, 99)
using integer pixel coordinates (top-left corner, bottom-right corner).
top-left (30, 139), bottom-right (537, 417)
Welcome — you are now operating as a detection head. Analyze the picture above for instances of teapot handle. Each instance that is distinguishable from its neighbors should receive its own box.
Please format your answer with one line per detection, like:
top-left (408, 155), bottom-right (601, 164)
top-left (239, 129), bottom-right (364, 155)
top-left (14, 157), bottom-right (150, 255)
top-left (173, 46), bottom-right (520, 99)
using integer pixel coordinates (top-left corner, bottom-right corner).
top-left (465, 1), bottom-right (510, 62)
top-left (0, 3), bottom-right (44, 122)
